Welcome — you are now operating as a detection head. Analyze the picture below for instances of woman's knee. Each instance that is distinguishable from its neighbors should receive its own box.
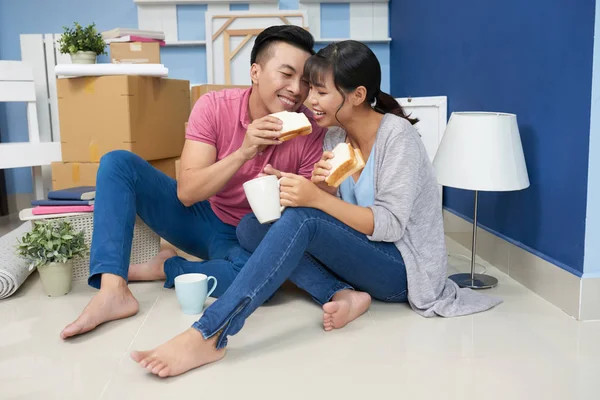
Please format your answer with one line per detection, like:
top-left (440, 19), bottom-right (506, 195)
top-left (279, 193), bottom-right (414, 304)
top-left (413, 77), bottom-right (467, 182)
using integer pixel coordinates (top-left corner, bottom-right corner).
top-left (237, 208), bottom-right (324, 252)
top-left (279, 207), bottom-right (321, 223)
top-left (278, 207), bottom-right (326, 231)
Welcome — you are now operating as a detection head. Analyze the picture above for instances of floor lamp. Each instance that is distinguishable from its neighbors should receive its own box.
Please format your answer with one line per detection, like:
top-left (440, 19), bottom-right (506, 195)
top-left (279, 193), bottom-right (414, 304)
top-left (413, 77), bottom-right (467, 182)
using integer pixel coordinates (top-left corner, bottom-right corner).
top-left (432, 112), bottom-right (530, 289)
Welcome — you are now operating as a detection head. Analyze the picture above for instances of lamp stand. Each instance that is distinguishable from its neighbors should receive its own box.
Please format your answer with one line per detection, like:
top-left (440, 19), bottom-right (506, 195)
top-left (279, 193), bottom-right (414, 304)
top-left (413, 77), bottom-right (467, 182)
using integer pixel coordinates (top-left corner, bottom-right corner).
top-left (448, 190), bottom-right (498, 289)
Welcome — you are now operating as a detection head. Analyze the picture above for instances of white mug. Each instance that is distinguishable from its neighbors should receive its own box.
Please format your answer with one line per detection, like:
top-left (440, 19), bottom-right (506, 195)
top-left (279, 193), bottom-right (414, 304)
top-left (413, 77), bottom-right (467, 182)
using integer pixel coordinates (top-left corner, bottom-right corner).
top-left (243, 175), bottom-right (286, 224)
top-left (174, 273), bottom-right (218, 315)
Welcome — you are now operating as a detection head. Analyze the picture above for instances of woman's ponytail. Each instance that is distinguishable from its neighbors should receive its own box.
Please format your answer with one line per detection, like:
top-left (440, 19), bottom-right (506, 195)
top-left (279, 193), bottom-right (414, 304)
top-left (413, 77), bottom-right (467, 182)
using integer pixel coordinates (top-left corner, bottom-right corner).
top-left (373, 91), bottom-right (419, 125)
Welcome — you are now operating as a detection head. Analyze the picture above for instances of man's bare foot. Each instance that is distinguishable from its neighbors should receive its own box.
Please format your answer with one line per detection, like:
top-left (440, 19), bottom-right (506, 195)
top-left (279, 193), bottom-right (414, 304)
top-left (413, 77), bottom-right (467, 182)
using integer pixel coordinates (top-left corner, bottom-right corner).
top-left (131, 328), bottom-right (225, 378)
top-left (322, 290), bottom-right (371, 331)
top-left (60, 279), bottom-right (139, 339)
top-left (128, 248), bottom-right (177, 281)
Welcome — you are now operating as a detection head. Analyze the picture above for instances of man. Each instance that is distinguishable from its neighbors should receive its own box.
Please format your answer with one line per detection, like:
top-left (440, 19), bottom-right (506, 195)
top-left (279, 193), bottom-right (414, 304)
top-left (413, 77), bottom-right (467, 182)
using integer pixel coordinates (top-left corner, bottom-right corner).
top-left (60, 25), bottom-right (369, 340)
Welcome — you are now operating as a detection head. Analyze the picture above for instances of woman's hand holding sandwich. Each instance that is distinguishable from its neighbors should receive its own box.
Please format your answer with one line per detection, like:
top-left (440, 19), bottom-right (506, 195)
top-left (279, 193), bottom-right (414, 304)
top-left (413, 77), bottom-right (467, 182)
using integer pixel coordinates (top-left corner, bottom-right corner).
top-left (279, 171), bottom-right (374, 236)
top-left (311, 152), bottom-right (338, 196)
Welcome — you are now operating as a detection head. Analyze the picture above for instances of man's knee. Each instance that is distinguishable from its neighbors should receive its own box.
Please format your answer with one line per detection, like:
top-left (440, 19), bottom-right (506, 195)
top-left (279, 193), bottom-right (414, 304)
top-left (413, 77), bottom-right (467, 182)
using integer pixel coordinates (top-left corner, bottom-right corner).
top-left (99, 150), bottom-right (139, 172)
top-left (98, 150), bottom-right (150, 181)
top-left (237, 213), bottom-right (270, 252)
top-left (224, 245), bottom-right (251, 272)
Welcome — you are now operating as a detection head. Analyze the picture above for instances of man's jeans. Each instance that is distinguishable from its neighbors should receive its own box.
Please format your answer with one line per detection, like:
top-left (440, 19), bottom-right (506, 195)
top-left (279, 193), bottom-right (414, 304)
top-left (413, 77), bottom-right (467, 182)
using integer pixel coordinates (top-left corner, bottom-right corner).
top-left (88, 150), bottom-right (352, 299)
top-left (194, 207), bottom-right (409, 349)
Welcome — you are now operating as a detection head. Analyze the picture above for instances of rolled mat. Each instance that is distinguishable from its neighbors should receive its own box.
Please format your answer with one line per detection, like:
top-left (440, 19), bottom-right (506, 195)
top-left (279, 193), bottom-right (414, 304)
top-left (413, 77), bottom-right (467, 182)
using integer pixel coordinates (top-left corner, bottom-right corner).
top-left (0, 222), bottom-right (36, 300)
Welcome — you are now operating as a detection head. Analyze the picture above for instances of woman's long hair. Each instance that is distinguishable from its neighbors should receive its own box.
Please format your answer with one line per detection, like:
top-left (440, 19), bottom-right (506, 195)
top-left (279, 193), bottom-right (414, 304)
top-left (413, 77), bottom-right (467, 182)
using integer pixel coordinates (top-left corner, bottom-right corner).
top-left (304, 40), bottom-right (418, 125)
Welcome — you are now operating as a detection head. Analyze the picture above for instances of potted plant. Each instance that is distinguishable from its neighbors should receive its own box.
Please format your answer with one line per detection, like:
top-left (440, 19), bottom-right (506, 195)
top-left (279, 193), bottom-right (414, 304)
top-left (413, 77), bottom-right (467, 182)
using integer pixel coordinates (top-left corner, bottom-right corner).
top-left (58, 22), bottom-right (107, 64)
top-left (16, 220), bottom-right (88, 297)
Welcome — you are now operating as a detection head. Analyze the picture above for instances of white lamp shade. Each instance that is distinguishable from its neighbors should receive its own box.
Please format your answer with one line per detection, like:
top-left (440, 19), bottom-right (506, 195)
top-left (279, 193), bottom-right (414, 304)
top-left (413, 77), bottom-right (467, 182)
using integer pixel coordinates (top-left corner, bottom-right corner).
top-left (433, 112), bottom-right (530, 192)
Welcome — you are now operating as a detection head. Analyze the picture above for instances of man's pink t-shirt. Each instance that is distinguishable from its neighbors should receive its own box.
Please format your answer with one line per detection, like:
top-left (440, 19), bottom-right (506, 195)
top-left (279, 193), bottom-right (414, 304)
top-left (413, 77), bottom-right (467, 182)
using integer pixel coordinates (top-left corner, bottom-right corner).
top-left (185, 87), bottom-right (327, 226)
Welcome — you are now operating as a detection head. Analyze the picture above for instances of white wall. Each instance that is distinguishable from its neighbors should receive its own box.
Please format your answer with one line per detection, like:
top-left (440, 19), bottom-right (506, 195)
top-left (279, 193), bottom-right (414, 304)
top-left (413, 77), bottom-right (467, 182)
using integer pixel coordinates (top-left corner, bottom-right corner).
top-left (584, 0), bottom-right (600, 276)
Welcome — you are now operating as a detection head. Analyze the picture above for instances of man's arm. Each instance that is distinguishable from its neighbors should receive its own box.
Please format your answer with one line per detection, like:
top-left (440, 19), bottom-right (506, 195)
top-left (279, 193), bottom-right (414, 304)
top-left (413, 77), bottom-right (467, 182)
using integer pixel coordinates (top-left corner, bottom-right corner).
top-left (178, 109), bottom-right (283, 207)
top-left (177, 140), bottom-right (247, 206)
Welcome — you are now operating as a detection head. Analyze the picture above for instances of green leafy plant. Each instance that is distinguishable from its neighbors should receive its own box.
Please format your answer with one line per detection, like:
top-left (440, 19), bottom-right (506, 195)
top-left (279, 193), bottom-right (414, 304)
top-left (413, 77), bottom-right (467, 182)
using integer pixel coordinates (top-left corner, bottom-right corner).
top-left (58, 22), bottom-right (106, 55)
top-left (16, 220), bottom-right (88, 271)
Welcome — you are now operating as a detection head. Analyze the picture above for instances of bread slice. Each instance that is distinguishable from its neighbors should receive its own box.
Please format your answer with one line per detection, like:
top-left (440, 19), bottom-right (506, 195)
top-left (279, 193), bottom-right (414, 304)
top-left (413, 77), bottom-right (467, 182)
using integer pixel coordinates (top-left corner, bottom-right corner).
top-left (269, 111), bottom-right (313, 142)
top-left (325, 143), bottom-right (366, 187)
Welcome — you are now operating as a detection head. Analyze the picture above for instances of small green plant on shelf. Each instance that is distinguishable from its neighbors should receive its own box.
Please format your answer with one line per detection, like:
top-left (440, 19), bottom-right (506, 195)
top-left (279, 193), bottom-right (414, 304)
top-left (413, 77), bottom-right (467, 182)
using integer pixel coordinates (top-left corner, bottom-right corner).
top-left (58, 22), bottom-right (106, 62)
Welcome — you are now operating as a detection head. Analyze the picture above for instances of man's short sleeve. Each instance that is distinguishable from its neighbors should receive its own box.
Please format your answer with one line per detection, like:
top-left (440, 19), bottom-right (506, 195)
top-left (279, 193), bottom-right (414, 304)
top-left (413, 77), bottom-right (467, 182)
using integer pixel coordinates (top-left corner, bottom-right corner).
top-left (185, 92), bottom-right (218, 147)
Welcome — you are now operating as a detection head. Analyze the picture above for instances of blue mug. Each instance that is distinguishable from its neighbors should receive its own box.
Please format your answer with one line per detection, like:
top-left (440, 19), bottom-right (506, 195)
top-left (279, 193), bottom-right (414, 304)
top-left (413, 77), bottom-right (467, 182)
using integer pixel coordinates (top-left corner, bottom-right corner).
top-left (174, 273), bottom-right (218, 315)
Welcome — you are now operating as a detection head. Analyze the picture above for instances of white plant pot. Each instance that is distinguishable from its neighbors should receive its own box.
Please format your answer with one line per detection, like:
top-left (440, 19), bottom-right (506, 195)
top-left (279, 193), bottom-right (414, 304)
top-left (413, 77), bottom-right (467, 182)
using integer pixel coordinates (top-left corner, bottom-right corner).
top-left (70, 51), bottom-right (97, 64)
top-left (37, 260), bottom-right (73, 297)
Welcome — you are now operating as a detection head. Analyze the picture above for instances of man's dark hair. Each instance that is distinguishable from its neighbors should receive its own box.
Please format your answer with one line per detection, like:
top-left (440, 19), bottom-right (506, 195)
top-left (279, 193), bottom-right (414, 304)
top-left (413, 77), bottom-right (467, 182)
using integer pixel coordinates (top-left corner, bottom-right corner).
top-left (250, 25), bottom-right (315, 65)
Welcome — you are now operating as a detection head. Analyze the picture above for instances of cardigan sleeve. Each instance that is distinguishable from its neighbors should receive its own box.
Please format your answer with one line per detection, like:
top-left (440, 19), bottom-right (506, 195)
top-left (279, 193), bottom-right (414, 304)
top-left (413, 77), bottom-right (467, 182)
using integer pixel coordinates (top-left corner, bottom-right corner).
top-left (322, 127), bottom-right (346, 152)
top-left (367, 130), bottom-right (422, 243)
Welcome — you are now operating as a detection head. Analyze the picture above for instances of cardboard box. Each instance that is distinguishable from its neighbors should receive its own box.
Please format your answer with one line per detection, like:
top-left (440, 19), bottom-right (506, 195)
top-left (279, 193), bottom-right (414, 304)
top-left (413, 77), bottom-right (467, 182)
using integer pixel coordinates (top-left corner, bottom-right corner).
top-left (175, 123), bottom-right (185, 180)
top-left (57, 76), bottom-right (190, 162)
top-left (149, 157), bottom-right (179, 182)
top-left (191, 84), bottom-right (249, 108)
top-left (51, 157), bottom-right (180, 190)
top-left (110, 42), bottom-right (161, 64)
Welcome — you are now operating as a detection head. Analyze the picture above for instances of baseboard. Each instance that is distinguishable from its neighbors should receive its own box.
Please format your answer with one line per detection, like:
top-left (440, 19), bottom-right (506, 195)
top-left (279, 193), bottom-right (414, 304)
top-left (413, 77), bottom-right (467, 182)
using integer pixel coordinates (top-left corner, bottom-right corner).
top-left (443, 210), bottom-right (600, 321)
top-left (7, 193), bottom-right (32, 215)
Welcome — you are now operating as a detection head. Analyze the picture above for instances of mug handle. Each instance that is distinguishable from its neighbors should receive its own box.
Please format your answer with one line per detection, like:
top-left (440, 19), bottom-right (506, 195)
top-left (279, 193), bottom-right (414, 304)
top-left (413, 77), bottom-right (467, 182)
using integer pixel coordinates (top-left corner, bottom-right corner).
top-left (277, 178), bottom-right (286, 212)
top-left (206, 276), bottom-right (218, 298)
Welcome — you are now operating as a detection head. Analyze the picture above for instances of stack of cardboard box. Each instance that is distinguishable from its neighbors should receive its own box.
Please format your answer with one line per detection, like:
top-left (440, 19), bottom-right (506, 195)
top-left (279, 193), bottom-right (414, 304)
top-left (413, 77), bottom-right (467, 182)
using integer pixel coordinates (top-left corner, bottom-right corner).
top-left (110, 42), bottom-right (161, 64)
top-left (190, 84), bottom-right (249, 110)
top-left (102, 28), bottom-right (164, 65)
top-left (51, 75), bottom-right (190, 190)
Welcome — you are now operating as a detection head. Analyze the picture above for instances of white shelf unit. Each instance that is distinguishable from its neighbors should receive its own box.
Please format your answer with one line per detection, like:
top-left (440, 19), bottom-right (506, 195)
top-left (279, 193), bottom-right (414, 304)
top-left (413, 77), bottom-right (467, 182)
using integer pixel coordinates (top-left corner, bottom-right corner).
top-left (135, 0), bottom-right (391, 44)
top-left (0, 59), bottom-right (62, 201)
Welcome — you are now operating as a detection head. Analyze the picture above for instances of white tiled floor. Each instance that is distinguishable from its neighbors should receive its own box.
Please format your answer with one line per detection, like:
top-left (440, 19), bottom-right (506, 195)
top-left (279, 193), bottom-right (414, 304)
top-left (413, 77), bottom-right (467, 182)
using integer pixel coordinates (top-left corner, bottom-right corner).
top-left (1, 236), bottom-right (600, 399)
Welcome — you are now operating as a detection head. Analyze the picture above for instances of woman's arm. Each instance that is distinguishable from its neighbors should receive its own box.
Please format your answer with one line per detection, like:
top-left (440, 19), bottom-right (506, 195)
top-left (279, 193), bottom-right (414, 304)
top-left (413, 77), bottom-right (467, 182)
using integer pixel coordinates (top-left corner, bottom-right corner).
top-left (367, 133), bottom-right (422, 243)
top-left (279, 173), bottom-right (374, 235)
top-left (314, 191), bottom-right (374, 235)
top-left (315, 182), bottom-right (338, 196)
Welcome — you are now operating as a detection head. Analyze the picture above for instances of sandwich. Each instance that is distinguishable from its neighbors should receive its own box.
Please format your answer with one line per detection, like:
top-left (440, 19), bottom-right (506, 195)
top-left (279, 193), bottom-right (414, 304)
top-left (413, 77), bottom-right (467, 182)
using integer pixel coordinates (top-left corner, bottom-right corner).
top-left (270, 111), bottom-right (313, 142)
top-left (325, 142), bottom-right (366, 187)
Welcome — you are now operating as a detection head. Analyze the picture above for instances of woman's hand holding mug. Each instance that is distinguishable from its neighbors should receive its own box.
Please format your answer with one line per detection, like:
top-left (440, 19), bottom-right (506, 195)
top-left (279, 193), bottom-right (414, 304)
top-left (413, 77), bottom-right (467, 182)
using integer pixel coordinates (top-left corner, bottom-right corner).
top-left (279, 173), bottom-right (323, 209)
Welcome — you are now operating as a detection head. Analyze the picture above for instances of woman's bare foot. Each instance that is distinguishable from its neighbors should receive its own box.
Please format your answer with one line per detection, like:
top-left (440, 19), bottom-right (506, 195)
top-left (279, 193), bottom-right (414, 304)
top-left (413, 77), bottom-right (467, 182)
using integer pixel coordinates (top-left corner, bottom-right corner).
top-left (322, 290), bottom-right (371, 331)
top-left (128, 248), bottom-right (177, 281)
top-left (60, 280), bottom-right (139, 339)
top-left (131, 328), bottom-right (225, 378)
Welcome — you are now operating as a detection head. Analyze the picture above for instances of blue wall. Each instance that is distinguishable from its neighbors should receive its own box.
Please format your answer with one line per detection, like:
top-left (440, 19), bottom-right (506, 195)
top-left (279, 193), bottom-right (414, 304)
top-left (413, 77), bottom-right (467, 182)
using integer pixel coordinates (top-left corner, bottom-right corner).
top-left (0, 1), bottom-right (389, 196)
top-left (390, 0), bottom-right (595, 275)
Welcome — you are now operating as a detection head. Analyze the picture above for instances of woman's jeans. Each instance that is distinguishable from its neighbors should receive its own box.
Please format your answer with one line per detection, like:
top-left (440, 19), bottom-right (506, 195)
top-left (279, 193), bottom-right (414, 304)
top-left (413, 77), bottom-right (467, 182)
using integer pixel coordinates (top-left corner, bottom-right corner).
top-left (88, 150), bottom-right (352, 300)
top-left (194, 207), bottom-right (409, 349)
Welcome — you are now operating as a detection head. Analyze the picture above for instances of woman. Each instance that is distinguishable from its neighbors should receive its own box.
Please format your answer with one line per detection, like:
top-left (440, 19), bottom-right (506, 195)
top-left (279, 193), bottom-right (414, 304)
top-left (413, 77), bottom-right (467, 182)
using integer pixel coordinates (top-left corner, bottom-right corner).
top-left (131, 40), bottom-right (502, 378)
